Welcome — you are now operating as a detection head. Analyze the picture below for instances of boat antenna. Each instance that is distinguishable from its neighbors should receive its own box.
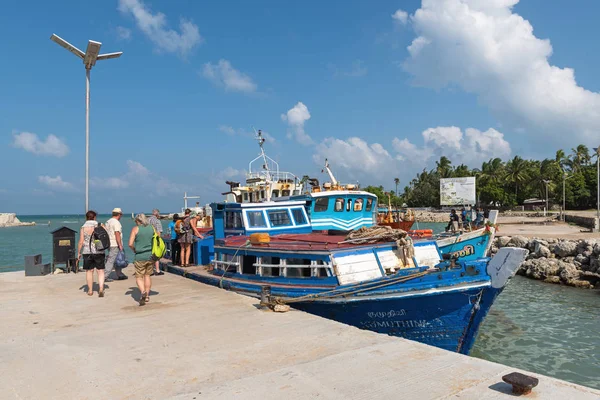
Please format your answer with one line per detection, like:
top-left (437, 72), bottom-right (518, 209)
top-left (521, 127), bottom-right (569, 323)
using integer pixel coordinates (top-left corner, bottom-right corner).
top-left (250, 128), bottom-right (275, 201)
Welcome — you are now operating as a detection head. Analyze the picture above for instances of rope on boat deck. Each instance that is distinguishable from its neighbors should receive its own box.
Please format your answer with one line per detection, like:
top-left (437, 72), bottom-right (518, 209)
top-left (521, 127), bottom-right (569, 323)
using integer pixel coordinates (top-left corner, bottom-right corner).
top-left (272, 269), bottom-right (429, 305)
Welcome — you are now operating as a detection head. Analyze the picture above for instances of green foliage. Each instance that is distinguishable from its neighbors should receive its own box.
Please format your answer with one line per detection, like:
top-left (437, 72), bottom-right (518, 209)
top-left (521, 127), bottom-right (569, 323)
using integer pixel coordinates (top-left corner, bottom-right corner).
top-left (392, 149), bottom-right (599, 210)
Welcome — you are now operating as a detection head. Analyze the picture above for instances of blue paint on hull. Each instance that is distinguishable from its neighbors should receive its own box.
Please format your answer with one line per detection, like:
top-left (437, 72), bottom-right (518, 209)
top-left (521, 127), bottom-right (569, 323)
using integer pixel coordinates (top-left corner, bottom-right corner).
top-left (293, 285), bottom-right (502, 354)
top-left (438, 232), bottom-right (492, 262)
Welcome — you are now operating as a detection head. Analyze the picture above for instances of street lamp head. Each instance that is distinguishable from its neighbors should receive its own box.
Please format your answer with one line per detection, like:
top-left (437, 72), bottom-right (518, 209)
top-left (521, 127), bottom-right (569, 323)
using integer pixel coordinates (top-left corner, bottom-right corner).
top-left (83, 40), bottom-right (102, 69)
top-left (50, 34), bottom-right (84, 59)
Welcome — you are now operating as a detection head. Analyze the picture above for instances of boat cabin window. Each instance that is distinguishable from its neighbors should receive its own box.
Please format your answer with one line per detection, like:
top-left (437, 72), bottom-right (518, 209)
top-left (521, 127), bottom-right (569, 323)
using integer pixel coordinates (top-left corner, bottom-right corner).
top-left (267, 210), bottom-right (292, 227)
top-left (243, 193), bottom-right (249, 202)
top-left (346, 199), bottom-right (352, 212)
top-left (282, 189), bottom-right (291, 196)
top-left (285, 258), bottom-right (312, 278)
top-left (334, 198), bottom-right (344, 212)
top-left (291, 208), bottom-right (306, 225)
top-left (314, 197), bottom-right (328, 212)
top-left (260, 190), bottom-right (266, 200)
top-left (366, 198), bottom-right (373, 211)
top-left (246, 210), bottom-right (267, 227)
top-left (250, 192), bottom-right (255, 202)
top-left (354, 198), bottom-right (364, 211)
top-left (272, 190), bottom-right (280, 198)
top-left (225, 211), bottom-right (243, 229)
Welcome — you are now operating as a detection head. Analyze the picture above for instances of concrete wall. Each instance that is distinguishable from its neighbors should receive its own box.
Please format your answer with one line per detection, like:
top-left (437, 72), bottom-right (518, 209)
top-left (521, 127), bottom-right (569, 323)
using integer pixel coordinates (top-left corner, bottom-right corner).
top-left (564, 214), bottom-right (600, 231)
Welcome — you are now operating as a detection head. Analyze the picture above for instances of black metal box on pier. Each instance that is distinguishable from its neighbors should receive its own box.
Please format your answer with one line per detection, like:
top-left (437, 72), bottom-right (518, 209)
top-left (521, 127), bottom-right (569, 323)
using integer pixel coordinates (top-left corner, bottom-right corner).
top-left (50, 226), bottom-right (77, 272)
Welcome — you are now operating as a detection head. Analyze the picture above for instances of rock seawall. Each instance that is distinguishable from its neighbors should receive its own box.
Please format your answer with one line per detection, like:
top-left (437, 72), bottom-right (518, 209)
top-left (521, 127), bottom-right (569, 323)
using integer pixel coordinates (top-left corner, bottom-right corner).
top-left (0, 213), bottom-right (35, 228)
top-left (413, 211), bottom-right (448, 223)
top-left (492, 236), bottom-right (600, 289)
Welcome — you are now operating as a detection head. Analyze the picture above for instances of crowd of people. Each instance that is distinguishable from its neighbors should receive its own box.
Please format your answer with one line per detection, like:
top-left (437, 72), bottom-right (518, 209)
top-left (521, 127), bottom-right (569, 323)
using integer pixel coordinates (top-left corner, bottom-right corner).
top-left (445, 207), bottom-right (489, 233)
top-left (75, 207), bottom-right (206, 305)
top-left (76, 208), bottom-right (165, 306)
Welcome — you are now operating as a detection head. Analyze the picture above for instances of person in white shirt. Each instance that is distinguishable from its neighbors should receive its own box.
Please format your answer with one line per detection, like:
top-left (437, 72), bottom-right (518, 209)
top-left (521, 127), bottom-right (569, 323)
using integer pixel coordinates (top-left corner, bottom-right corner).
top-left (104, 208), bottom-right (127, 281)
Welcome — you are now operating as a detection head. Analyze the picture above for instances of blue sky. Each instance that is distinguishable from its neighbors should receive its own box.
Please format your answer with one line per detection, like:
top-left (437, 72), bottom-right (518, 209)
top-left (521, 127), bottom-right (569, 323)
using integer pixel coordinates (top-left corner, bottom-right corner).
top-left (2, 0), bottom-right (600, 214)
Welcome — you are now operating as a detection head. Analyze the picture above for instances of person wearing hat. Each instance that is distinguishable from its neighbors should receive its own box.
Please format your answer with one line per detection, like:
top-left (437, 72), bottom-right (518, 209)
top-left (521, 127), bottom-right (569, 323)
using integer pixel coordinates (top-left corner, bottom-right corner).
top-left (104, 208), bottom-right (127, 281)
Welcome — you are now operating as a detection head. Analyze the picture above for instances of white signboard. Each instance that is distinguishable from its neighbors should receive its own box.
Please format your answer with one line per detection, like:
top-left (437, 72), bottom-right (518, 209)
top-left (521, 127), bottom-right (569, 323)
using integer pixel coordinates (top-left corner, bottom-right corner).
top-left (440, 177), bottom-right (476, 205)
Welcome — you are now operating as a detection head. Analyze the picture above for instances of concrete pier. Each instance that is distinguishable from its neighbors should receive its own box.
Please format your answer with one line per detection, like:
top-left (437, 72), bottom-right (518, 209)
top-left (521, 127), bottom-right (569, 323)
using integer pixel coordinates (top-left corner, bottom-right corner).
top-left (1, 270), bottom-right (599, 400)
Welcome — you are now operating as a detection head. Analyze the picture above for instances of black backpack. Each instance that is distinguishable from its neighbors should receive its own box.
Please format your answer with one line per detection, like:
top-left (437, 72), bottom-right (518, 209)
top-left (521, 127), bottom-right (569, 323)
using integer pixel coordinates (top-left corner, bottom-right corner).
top-left (89, 226), bottom-right (110, 252)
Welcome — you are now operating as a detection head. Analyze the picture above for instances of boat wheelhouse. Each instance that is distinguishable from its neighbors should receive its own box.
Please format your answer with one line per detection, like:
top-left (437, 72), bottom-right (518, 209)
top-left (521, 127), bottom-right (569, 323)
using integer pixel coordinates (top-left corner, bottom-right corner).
top-left (222, 130), bottom-right (304, 203)
top-left (211, 200), bottom-right (312, 237)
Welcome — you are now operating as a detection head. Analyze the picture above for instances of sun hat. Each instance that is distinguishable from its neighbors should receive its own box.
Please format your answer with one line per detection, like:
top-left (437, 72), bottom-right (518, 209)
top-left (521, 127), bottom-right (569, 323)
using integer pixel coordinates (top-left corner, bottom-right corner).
top-left (112, 207), bottom-right (123, 214)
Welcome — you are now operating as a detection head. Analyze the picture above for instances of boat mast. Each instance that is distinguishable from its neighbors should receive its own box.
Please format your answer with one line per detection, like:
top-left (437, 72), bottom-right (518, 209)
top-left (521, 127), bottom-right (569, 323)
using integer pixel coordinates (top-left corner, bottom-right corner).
top-left (252, 129), bottom-right (274, 201)
top-left (323, 159), bottom-right (338, 186)
top-left (184, 192), bottom-right (200, 210)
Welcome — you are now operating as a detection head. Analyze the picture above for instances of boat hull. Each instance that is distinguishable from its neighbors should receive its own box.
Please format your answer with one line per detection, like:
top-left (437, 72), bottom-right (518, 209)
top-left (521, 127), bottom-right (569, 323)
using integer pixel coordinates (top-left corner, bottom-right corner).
top-left (379, 220), bottom-right (415, 231)
top-left (291, 283), bottom-right (501, 354)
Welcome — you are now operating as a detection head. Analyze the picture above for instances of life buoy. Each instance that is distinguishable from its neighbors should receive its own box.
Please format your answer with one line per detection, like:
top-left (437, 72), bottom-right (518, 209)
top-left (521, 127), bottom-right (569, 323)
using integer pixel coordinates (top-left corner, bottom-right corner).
top-left (408, 229), bottom-right (434, 239)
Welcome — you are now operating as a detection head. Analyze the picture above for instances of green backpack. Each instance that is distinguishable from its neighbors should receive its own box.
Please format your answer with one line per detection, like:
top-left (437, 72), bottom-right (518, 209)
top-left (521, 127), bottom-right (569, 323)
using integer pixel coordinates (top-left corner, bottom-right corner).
top-left (151, 228), bottom-right (167, 261)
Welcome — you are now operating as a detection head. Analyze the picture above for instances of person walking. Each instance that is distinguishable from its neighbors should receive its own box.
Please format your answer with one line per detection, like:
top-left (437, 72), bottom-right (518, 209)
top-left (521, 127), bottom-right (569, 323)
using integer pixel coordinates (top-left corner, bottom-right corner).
top-left (104, 208), bottom-right (127, 281)
top-left (178, 209), bottom-right (193, 267)
top-left (129, 213), bottom-right (154, 306)
top-left (77, 210), bottom-right (106, 297)
top-left (148, 209), bottom-right (164, 275)
top-left (168, 214), bottom-right (181, 266)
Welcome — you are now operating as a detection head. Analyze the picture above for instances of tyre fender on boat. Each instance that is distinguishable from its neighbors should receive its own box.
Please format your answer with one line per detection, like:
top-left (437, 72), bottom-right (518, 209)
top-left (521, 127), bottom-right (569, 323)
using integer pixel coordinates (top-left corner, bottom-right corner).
top-left (487, 247), bottom-right (529, 289)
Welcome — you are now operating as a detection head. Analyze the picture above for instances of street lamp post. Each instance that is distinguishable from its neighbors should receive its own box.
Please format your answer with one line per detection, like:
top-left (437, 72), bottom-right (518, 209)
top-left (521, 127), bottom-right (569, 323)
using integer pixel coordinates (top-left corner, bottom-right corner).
top-left (543, 179), bottom-right (551, 217)
top-left (50, 34), bottom-right (122, 213)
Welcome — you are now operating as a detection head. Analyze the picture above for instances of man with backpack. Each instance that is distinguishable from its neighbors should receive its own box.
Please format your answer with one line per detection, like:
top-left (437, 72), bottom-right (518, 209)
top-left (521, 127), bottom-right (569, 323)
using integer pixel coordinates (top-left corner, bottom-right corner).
top-left (148, 209), bottom-right (164, 275)
top-left (104, 208), bottom-right (127, 281)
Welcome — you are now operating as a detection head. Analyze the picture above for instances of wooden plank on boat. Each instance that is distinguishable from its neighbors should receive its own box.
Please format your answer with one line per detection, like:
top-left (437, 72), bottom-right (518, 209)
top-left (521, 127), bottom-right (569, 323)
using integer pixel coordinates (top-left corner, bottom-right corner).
top-left (413, 243), bottom-right (441, 268)
top-left (332, 252), bottom-right (383, 285)
top-left (375, 249), bottom-right (415, 271)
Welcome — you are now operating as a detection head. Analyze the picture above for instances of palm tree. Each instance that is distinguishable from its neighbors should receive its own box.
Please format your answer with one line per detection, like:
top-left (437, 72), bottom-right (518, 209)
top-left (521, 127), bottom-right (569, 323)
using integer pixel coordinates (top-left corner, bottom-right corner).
top-left (435, 156), bottom-right (452, 178)
top-left (570, 145), bottom-right (591, 172)
top-left (506, 156), bottom-right (528, 199)
top-left (394, 178), bottom-right (400, 198)
top-left (453, 164), bottom-right (470, 177)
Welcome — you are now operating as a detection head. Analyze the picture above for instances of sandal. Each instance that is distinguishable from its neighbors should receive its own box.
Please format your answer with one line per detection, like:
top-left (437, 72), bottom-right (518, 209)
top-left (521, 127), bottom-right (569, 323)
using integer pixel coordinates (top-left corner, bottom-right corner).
top-left (139, 292), bottom-right (146, 306)
top-left (145, 294), bottom-right (150, 303)
top-left (87, 291), bottom-right (93, 296)
top-left (99, 289), bottom-right (105, 298)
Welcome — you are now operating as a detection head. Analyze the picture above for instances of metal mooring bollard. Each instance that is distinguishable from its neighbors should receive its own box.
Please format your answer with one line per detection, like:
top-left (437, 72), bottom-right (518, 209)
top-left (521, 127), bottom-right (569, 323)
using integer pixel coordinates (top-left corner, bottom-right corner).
top-left (502, 372), bottom-right (539, 395)
top-left (260, 285), bottom-right (271, 307)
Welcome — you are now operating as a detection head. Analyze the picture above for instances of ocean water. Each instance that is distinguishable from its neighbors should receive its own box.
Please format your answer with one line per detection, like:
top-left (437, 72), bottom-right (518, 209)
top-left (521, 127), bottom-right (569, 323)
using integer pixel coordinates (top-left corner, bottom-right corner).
top-left (1, 216), bottom-right (599, 390)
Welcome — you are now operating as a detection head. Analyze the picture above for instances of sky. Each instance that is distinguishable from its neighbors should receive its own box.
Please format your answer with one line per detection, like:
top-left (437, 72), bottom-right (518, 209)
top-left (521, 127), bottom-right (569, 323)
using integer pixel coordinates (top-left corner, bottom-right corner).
top-left (2, 0), bottom-right (600, 214)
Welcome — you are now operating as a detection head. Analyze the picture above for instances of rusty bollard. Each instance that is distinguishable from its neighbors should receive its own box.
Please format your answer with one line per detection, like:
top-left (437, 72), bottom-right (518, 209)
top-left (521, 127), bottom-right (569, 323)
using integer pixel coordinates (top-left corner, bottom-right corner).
top-left (502, 372), bottom-right (539, 395)
top-left (260, 285), bottom-right (271, 308)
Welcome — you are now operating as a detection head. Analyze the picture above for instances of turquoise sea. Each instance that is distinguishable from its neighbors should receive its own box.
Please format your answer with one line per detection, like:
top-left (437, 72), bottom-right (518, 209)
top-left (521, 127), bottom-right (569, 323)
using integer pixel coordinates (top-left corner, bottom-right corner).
top-left (1, 215), bottom-right (599, 390)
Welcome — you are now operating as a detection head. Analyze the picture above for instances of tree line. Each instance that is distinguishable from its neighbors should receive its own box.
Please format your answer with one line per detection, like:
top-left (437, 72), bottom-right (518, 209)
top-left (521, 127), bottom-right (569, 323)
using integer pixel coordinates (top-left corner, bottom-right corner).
top-left (363, 145), bottom-right (599, 210)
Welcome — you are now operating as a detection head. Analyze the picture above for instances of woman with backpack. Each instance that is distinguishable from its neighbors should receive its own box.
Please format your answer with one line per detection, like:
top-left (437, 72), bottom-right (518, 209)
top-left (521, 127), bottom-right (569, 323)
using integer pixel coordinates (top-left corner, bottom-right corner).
top-left (129, 213), bottom-right (155, 306)
top-left (77, 210), bottom-right (106, 297)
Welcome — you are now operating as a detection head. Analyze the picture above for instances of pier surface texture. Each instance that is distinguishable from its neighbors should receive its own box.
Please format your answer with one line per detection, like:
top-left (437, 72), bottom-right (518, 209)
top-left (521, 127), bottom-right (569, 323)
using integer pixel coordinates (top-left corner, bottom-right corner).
top-left (1, 271), bottom-right (598, 400)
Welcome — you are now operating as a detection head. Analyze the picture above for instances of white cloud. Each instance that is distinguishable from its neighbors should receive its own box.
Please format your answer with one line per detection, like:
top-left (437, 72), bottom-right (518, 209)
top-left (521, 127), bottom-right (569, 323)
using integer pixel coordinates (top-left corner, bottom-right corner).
top-left (116, 26), bottom-right (132, 41)
top-left (13, 132), bottom-right (69, 157)
top-left (202, 60), bottom-right (257, 93)
top-left (38, 175), bottom-right (74, 191)
top-left (118, 0), bottom-right (202, 56)
top-left (91, 160), bottom-right (183, 196)
top-left (126, 160), bottom-right (150, 176)
top-left (402, 0), bottom-right (600, 147)
top-left (281, 102), bottom-right (313, 145)
top-left (313, 137), bottom-right (393, 177)
top-left (392, 9), bottom-right (409, 25)
top-left (393, 126), bottom-right (512, 167)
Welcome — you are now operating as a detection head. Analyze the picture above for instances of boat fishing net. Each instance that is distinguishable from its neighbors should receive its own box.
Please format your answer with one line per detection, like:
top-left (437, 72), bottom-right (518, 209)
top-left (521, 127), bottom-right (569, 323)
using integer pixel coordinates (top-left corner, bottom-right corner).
top-left (344, 226), bottom-right (415, 260)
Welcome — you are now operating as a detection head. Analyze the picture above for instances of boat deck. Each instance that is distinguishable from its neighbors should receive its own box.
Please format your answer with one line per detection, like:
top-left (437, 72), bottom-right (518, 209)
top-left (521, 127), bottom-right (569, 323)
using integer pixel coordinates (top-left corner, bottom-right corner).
top-left (220, 232), bottom-right (398, 251)
top-left (1, 269), bottom-right (598, 399)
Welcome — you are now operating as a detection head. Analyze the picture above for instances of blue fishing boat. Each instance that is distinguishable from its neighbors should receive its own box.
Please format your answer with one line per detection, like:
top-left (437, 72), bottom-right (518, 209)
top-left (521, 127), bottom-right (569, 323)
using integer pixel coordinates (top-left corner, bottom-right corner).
top-left (169, 202), bottom-right (527, 355)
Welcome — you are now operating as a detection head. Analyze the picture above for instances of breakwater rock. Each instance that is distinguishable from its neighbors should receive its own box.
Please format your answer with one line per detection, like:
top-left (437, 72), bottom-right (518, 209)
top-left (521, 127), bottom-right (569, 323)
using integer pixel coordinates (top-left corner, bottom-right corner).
top-left (413, 211), bottom-right (448, 223)
top-left (492, 236), bottom-right (600, 289)
top-left (0, 213), bottom-right (35, 228)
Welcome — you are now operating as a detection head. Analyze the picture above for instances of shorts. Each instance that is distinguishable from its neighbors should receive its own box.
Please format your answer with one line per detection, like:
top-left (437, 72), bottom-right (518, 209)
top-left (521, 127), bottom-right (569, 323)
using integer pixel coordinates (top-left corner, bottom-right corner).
top-left (83, 254), bottom-right (105, 270)
top-left (134, 260), bottom-right (154, 277)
